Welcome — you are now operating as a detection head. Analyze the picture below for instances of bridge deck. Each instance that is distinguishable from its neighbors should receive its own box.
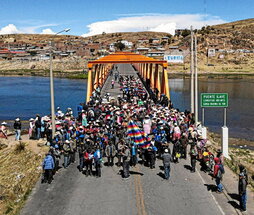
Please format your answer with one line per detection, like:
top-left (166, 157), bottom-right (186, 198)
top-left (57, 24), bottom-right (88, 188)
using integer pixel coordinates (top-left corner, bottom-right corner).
top-left (21, 64), bottom-right (239, 215)
top-left (100, 64), bottom-right (143, 98)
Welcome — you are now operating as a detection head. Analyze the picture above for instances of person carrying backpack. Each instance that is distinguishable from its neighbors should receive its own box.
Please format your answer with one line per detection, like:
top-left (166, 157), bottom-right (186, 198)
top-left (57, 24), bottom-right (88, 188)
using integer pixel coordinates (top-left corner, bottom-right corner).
top-left (213, 157), bottom-right (224, 193)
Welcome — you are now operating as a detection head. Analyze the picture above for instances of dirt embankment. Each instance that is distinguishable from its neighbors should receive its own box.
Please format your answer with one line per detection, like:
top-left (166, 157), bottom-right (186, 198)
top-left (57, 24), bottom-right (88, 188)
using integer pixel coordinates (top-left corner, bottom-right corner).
top-left (208, 132), bottom-right (254, 190)
top-left (0, 136), bottom-right (48, 215)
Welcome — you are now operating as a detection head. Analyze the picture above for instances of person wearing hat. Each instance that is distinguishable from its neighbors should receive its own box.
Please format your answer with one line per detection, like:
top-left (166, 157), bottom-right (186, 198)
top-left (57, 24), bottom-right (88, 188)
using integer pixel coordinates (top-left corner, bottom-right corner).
top-left (42, 152), bottom-right (55, 184)
top-left (213, 157), bottom-right (224, 193)
top-left (63, 140), bottom-right (71, 168)
top-left (0, 122), bottom-right (8, 139)
top-left (105, 141), bottom-right (116, 166)
top-left (121, 145), bottom-right (130, 178)
top-left (239, 165), bottom-right (248, 212)
top-left (14, 118), bottom-right (22, 141)
top-left (162, 148), bottom-right (171, 180)
top-left (28, 118), bottom-right (35, 139)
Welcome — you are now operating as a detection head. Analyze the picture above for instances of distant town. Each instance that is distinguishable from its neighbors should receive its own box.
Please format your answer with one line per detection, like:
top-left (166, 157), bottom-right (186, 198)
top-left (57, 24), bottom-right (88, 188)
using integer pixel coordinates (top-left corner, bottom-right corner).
top-left (0, 19), bottom-right (254, 73)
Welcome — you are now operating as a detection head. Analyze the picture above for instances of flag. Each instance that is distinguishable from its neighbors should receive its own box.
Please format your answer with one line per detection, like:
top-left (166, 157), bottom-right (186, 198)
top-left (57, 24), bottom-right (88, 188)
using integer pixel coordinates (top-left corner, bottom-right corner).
top-left (127, 120), bottom-right (147, 147)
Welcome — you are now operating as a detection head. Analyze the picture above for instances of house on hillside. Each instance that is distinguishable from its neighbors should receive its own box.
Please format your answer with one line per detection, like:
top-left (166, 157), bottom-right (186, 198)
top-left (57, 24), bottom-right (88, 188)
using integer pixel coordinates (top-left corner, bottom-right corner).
top-left (151, 38), bottom-right (160, 44)
top-left (121, 40), bottom-right (133, 48)
top-left (161, 37), bottom-right (169, 42)
top-left (136, 47), bottom-right (150, 54)
top-left (109, 43), bottom-right (115, 52)
top-left (147, 51), bottom-right (165, 58)
top-left (138, 39), bottom-right (149, 44)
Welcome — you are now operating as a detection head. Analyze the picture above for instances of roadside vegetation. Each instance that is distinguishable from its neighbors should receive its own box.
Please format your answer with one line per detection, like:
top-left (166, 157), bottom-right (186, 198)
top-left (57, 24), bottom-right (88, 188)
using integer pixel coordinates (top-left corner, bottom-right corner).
top-left (0, 140), bottom-right (47, 215)
top-left (208, 132), bottom-right (254, 191)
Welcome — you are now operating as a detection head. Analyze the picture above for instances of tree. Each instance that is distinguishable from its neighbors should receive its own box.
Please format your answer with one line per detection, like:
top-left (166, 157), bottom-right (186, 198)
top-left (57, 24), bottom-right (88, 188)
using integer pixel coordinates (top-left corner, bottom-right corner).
top-left (114, 42), bottom-right (125, 51)
top-left (181, 29), bottom-right (191, 38)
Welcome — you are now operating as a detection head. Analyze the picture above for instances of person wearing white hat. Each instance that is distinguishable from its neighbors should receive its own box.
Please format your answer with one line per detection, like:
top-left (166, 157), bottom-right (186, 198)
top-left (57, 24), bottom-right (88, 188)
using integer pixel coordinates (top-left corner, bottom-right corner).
top-left (14, 118), bottom-right (22, 141)
top-left (63, 140), bottom-right (71, 168)
top-left (162, 148), bottom-right (171, 180)
top-left (0, 122), bottom-right (8, 139)
top-left (29, 118), bottom-right (35, 139)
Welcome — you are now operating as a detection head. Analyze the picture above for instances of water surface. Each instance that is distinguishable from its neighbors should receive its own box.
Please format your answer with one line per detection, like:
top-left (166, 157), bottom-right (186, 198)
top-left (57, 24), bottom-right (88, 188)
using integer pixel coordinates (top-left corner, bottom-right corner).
top-left (0, 77), bottom-right (87, 119)
top-left (0, 76), bottom-right (253, 141)
top-left (169, 78), bottom-right (254, 140)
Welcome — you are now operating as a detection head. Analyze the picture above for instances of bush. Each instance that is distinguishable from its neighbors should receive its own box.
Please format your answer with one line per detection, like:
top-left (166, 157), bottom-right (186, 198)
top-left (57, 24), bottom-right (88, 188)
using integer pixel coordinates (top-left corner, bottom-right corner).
top-left (15, 142), bottom-right (26, 153)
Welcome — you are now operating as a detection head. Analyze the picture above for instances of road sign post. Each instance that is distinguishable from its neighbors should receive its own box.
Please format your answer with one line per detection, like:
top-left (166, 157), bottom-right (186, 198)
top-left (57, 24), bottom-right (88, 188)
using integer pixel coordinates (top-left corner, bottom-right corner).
top-left (201, 93), bottom-right (229, 158)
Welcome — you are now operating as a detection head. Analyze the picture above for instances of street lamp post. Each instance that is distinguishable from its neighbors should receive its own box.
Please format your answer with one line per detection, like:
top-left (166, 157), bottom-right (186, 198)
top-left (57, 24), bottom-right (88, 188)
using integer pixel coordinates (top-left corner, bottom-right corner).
top-left (50, 28), bottom-right (70, 139)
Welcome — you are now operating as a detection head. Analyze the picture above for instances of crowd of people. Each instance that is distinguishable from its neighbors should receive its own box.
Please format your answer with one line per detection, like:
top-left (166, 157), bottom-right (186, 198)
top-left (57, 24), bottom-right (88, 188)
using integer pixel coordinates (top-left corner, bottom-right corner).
top-left (0, 68), bottom-right (248, 212)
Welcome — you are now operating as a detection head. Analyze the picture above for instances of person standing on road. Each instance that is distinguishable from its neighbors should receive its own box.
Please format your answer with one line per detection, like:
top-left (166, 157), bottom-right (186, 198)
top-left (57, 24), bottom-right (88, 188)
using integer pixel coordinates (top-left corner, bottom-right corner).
top-left (122, 145), bottom-right (130, 178)
top-left (105, 142), bottom-right (116, 166)
top-left (63, 140), bottom-right (71, 168)
top-left (42, 152), bottom-right (55, 184)
top-left (213, 157), bottom-right (224, 193)
top-left (111, 79), bottom-right (115, 89)
top-left (162, 148), bottom-right (171, 180)
top-left (189, 143), bottom-right (197, 172)
top-left (14, 118), bottom-right (21, 141)
top-left (94, 146), bottom-right (102, 178)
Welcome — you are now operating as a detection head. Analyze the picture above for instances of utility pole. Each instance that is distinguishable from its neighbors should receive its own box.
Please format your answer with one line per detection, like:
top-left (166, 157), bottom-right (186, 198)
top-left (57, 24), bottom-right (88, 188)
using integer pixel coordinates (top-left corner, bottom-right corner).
top-left (49, 41), bottom-right (56, 138)
top-left (194, 34), bottom-right (198, 125)
top-left (49, 28), bottom-right (70, 139)
top-left (190, 26), bottom-right (194, 114)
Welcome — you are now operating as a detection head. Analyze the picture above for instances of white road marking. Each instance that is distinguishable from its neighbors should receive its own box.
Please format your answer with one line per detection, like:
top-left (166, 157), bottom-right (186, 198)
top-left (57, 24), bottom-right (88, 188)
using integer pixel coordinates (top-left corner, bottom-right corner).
top-left (196, 169), bottom-right (226, 215)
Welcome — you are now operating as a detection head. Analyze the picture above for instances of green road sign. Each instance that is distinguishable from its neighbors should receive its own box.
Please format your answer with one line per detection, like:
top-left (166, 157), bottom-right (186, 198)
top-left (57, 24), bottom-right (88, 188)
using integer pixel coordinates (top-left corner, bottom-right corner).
top-left (201, 93), bottom-right (228, 107)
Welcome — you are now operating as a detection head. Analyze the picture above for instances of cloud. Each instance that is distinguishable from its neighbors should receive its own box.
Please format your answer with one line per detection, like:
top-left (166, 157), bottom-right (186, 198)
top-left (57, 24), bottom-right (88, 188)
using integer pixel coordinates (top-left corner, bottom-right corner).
top-left (0, 24), bottom-right (21, 34)
top-left (82, 14), bottom-right (226, 37)
top-left (41, 28), bottom-right (55, 34)
top-left (0, 23), bottom-right (58, 35)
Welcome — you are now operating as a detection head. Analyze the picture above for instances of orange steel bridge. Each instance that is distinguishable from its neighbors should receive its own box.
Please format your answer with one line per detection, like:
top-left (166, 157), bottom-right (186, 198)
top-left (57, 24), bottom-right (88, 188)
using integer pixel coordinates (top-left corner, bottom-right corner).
top-left (86, 52), bottom-right (169, 102)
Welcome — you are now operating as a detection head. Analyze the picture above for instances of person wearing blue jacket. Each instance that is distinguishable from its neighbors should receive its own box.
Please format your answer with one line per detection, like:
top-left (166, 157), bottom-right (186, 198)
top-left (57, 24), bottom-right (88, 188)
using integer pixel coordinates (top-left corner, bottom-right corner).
top-left (94, 146), bottom-right (102, 177)
top-left (42, 152), bottom-right (55, 184)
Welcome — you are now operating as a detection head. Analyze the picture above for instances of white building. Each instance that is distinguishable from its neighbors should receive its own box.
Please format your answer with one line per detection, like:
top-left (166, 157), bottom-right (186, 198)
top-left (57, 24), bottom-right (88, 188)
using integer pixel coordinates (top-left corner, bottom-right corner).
top-left (109, 43), bottom-right (115, 52)
top-left (121, 40), bottom-right (133, 48)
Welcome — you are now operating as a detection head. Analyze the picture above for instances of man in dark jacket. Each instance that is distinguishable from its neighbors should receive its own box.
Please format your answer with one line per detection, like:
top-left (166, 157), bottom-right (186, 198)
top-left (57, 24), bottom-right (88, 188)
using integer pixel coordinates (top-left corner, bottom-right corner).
top-left (105, 142), bottom-right (116, 166)
top-left (14, 118), bottom-right (21, 141)
top-left (122, 146), bottom-right (130, 178)
top-left (238, 172), bottom-right (248, 212)
top-left (162, 149), bottom-right (171, 180)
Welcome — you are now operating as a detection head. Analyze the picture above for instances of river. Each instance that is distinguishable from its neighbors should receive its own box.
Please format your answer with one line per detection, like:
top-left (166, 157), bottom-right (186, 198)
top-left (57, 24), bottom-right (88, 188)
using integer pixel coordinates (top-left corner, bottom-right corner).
top-left (0, 76), bottom-right (253, 140)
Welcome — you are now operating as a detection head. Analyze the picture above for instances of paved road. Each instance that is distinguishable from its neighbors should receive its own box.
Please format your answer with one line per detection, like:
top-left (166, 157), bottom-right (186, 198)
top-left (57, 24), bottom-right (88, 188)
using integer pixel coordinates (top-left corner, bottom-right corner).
top-left (100, 64), bottom-right (140, 98)
top-left (21, 64), bottom-right (238, 215)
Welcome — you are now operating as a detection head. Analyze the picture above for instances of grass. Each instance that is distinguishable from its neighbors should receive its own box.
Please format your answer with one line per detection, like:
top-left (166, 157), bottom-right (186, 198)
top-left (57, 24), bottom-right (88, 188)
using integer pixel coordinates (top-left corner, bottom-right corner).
top-left (0, 69), bottom-right (88, 79)
top-left (0, 145), bottom-right (46, 215)
top-left (207, 132), bottom-right (254, 191)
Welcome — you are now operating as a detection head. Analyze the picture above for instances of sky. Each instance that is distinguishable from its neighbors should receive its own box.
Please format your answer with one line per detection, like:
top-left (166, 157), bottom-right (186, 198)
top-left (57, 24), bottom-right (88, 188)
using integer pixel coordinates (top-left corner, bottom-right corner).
top-left (0, 0), bottom-right (253, 37)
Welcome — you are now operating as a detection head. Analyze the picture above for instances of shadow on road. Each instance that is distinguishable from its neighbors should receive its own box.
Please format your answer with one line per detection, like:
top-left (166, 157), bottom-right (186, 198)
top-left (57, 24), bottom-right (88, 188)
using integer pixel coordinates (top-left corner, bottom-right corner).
top-left (157, 172), bottom-right (165, 179)
top-left (184, 165), bottom-right (192, 172)
top-left (227, 193), bottom-right (241, 209)
top-left (129, 170), bottom-right (144, 176)
top-left (228, 193), bottom-right (240, 201)
top-left (204, 184), bottom-right (218, 192)
top-left (228, 201), bottom-right (241, 210)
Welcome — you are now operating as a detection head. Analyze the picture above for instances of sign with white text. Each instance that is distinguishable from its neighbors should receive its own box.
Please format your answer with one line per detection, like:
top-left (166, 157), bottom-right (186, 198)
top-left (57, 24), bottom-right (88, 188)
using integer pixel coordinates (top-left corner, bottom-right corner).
top-left (201, 93), bottom-right (228, 107)
top-left (164, 55), bottom-right (184, 63)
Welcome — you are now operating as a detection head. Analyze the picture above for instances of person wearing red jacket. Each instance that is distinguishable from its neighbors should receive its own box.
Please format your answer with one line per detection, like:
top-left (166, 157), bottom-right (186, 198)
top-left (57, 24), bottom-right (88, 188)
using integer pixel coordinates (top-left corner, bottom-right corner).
top-left (213, 157), bottom-right (224, 193)
top-left (84, 149), bottom-right (94, 176)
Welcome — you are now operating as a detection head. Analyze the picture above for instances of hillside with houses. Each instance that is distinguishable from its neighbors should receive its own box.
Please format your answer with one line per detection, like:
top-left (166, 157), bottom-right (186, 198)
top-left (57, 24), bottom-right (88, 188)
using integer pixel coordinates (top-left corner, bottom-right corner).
top-left (0, 18), bottom-right (253, 74)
